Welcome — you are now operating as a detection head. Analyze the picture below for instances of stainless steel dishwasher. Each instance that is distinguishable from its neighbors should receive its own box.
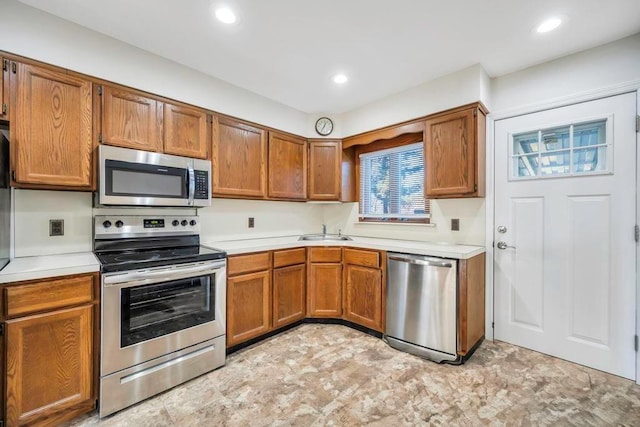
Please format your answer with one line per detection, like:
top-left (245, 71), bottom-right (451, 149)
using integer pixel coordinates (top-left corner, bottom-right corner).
top-left (384, 252), bottom-right (458, 363)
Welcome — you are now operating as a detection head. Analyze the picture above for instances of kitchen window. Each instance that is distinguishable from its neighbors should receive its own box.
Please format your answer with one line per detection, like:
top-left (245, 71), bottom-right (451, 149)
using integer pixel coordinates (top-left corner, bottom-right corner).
top-left (358, 139), bottom-right (429, 223)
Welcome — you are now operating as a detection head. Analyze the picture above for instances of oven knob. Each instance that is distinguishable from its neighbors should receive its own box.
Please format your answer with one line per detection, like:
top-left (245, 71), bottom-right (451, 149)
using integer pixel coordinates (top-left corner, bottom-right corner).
top-left (172, 220), bottom-right (179, 227)
top-left (115, 220), bottom-right (124, 228)
top-left (102, 220), bottom-right (112, 228)
top-left (190, 220), bottom-right (197, 226)
top-left (181, 220), bottom-right (188, 226)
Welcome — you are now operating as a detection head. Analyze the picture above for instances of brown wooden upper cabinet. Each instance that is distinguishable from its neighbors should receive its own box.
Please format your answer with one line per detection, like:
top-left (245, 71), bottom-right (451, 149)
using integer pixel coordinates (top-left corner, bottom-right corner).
top-left (101, 85), bottom-right (163, 152)
top-left (101, 85), bottom-right (209, 158)
top-left (212, 116), bottom-right (267, 198)
top-left (308, 140), bottom-right (341, 201)
top-left (163, 103), bottom-right (209, 159)
top-left (11, 61), bottom-right (93, 189)
top-left (424, 103), bottom-right (486, 198)
top-left (1, 57), bottom-right (8, 121)
top-left (268, 132), bottom-right (307, 200)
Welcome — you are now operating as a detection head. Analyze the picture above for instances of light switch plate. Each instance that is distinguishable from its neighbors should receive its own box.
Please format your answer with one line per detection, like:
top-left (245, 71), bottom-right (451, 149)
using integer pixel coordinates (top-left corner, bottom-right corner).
top-left (50, 219), bottom-right (64, 236)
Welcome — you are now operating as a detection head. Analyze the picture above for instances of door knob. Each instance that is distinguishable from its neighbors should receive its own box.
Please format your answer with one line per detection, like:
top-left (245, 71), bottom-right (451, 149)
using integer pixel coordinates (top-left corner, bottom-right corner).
top-left (496, 241), bottom-right (516, 250)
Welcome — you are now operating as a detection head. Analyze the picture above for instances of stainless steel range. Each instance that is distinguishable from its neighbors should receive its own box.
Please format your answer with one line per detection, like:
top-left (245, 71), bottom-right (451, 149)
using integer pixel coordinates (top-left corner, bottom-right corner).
top-left (94, 215), bottom-right (226, 417)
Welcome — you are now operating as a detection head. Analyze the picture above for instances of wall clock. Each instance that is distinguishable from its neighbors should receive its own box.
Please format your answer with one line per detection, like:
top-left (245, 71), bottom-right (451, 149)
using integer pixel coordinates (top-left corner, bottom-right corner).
top-left (315, 117), bottom-right (334, 136)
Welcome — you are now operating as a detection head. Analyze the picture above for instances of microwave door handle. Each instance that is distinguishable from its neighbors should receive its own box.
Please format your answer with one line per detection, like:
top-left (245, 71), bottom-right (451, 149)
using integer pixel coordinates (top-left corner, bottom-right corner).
top-left (187, 165), bottom-right (195, 206)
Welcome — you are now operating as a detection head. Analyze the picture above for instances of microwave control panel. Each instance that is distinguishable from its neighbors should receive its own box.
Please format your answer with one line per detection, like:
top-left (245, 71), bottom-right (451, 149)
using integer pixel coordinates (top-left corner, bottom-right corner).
top-left (194, 170), bottom-right (209, 200)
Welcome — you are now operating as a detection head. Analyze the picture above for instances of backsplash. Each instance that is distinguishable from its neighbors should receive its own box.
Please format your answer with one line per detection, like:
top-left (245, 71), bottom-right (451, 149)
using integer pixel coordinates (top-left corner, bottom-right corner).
top-left (13, 189), bottom-right (93, 257)
top-left (11, 190), bottom-right (484, 258)
top-left (323, 199), bottom-right (486, 246)
top-left (198, 198), bottom-right (325, 243)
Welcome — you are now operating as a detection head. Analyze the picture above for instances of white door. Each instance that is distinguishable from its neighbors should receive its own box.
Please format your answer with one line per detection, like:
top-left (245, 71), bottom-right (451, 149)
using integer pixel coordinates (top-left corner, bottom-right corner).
top-left (494, 92), bottom-right (637, 379)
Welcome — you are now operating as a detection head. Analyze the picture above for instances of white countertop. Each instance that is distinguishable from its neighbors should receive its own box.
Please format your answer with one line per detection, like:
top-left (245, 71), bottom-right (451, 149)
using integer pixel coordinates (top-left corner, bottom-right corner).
top-left (0, 252), bottom-right (101, 284)
top-left (203, 235), bottom-right (485, 260)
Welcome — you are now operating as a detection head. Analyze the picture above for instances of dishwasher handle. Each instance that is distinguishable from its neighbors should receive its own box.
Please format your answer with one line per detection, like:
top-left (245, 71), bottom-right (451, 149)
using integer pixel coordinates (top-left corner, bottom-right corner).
top-left (388, 254), bottom-right (453, 268)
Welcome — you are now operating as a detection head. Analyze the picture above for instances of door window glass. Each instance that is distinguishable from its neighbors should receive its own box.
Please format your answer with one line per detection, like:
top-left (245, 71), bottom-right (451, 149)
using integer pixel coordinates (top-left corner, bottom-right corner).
top-left (511, 119), bottom-right (608, 179)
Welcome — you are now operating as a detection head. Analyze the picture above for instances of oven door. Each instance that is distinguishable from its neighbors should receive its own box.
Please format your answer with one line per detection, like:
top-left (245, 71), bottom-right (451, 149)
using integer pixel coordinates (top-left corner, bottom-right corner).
top-left (101, 260), bottom-right (226, 376)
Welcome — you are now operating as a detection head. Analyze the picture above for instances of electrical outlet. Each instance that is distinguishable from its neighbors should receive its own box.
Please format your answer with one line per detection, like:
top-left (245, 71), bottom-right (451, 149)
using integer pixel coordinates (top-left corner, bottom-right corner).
top-left (451, 218), bottom-right (460, 231)
top-left (248, 217), bottom-right (255, 228)
top-left (49, 219), bottom-right (64, 236)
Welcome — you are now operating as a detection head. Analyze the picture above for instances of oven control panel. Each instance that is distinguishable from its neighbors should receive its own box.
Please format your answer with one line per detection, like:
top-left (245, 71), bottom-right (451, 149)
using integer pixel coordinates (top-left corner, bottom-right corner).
top-left (95, 215), bottom-right (201, 237)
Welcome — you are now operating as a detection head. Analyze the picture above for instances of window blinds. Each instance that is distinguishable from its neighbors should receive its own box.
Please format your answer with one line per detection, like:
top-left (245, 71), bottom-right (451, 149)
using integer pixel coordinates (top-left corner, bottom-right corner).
top-left (359, 142), bottom-right (429, 220)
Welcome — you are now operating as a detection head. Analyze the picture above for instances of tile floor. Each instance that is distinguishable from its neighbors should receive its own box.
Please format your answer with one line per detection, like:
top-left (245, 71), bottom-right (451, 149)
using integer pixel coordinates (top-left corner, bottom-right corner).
top-left (68, 324), bottom-right (640, 426)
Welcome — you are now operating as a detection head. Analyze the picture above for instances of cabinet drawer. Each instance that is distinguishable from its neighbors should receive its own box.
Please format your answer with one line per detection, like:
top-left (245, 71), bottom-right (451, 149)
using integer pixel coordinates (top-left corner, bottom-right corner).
top-left (344, 248), bottom-right (379, 268)
top-left (5, 274), bottom-right (94, 318)
top-left (273, 248), bottom-right (306, 268)
top-left (227, 252), bottom-right (271, 276)
top-left (309, 247), bottom-right (342, 263)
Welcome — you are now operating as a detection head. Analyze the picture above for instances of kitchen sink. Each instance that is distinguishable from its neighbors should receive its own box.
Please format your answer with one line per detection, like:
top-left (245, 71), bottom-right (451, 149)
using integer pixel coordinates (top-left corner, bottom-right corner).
top-left (298, 234), bottom-right (352, 241)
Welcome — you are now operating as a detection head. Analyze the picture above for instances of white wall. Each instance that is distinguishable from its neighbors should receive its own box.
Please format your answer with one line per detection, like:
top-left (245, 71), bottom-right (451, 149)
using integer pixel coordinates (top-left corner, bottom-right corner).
top-left (491, 33), bottom-right (640, 116)
top-left (13, 190), bottom-right (93, 257)
top-left (198, 199), bottom-right (324, 242)
top-left (323, 199), bottom-right (485, 246)
top-left (1, 0), bottom-right (308, 136)
top-left (338, 64), bottom-right (491, 137)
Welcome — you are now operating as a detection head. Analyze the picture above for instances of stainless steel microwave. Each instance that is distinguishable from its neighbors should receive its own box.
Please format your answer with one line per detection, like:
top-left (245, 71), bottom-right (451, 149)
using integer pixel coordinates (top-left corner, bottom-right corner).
top-left (98, 145), bottom-right (211, 207)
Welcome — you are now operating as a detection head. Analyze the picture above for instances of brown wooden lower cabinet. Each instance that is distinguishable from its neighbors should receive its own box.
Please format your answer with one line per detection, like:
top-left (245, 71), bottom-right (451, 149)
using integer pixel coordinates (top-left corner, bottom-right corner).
top-left (343, 264), bottom-right (383, 332)
top-left (307, 263), bottom-right (342, 317)
top-left (1, 273), bottom-right (99, 427)
top-left (226, 270), bottom-right (271, 347)
top-left (457, 253), bottom-right (486, 355)
top-left (273, 264), bottom-right (306, 328)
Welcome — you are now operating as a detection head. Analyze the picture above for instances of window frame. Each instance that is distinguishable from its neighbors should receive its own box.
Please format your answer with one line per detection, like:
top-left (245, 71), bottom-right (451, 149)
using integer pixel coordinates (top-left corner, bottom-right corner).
top-left (355, 132), bottom-right (429, 224)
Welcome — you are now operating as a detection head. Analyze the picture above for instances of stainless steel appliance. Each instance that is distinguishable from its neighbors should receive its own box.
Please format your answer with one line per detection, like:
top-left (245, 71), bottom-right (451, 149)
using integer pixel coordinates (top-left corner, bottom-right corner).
top-left (0, 128), bottom-right (10, 271)
top-left (98, 145), bottom-right (211, 207)
top-left (94, 215), bottom-right (226, 417)
top-left (384, 252), bottom-right (458, 363)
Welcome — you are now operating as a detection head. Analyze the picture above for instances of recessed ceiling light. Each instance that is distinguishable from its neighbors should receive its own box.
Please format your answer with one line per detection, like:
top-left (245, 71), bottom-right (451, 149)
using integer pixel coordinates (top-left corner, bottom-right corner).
top-left (215, 7), bottom-right (236, 24)
top-left (536, 17), bottom-right (562, 33)
top-left (333, 74), bottom-right (348, 84)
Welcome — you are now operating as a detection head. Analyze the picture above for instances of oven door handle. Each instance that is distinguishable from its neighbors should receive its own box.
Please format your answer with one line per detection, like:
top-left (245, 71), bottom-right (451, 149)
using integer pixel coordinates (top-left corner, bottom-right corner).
top-left (103, 262), bottom-right (225, 288)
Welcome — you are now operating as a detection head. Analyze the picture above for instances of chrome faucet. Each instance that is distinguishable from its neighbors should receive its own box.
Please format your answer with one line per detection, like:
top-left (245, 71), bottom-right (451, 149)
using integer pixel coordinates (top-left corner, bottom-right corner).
top-left (322, 224), bottom-right (327, 235)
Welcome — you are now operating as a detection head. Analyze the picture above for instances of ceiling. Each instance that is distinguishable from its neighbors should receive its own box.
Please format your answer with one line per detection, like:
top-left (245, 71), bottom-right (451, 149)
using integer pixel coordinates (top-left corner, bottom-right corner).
top-left (19, 0), bottom-right (640, 114)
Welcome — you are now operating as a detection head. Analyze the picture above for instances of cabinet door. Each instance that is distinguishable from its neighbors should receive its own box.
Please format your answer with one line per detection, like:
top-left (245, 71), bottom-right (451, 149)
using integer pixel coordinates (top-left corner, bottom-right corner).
top-left (227, 270), bottom-right (271, 347)
top-left (308, 140), bottom-right (341, 200)
top-left (273, 264), bottom-right (306, 328)
top-left (5, 305), bottom-right (93, 426)
top-left (268, 132), bottom-right (307, 199)
top-left (163, 103), bottom-right (209, 159)
top-left (12, 62), bottom-right (93, 188)
top-left (212, 116), bottom-right (267, 198)
top-left (1, 57), bottom-right (8, 120)
top-left (101, 85), bottom-right (162, 152)
top-left (424, 108), bottom-right (476, 197)
top-left (344, 264), bottom-right (382, 331)
top-left (308, 263), bottom-right (342, 317)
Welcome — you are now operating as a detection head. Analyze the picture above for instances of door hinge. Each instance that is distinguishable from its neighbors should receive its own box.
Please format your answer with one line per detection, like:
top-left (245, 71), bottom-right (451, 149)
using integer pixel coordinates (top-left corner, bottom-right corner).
top-left (635, 225), bottom-right (639, 243)
top-left (2, 58), bottom-right (7, 71)
top-left (98, 85), bottom-right (103, 96)
top-left (11, 62), bottom-right (16, 73)
top-left (11, 170), bottom-right (16, 181)
top-left (635, 335), bottom-right (638, 352)
top-left (473, 108), bottom-right (477, 117)
top-left (1, 104), bottom-right (6, 115)
top-left (98, 133), bottom-right (103, 143)
top-left (491, 321), bottom-right (495, 329)
top-left (0, 323), bottom-right (4, 336)
top-left (636, 115), bottom-right (640, 133)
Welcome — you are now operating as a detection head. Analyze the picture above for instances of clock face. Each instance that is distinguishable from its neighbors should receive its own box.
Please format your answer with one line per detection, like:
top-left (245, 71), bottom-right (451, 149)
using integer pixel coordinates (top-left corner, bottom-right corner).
top-left (315, 117), bottom-right (334, 136)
